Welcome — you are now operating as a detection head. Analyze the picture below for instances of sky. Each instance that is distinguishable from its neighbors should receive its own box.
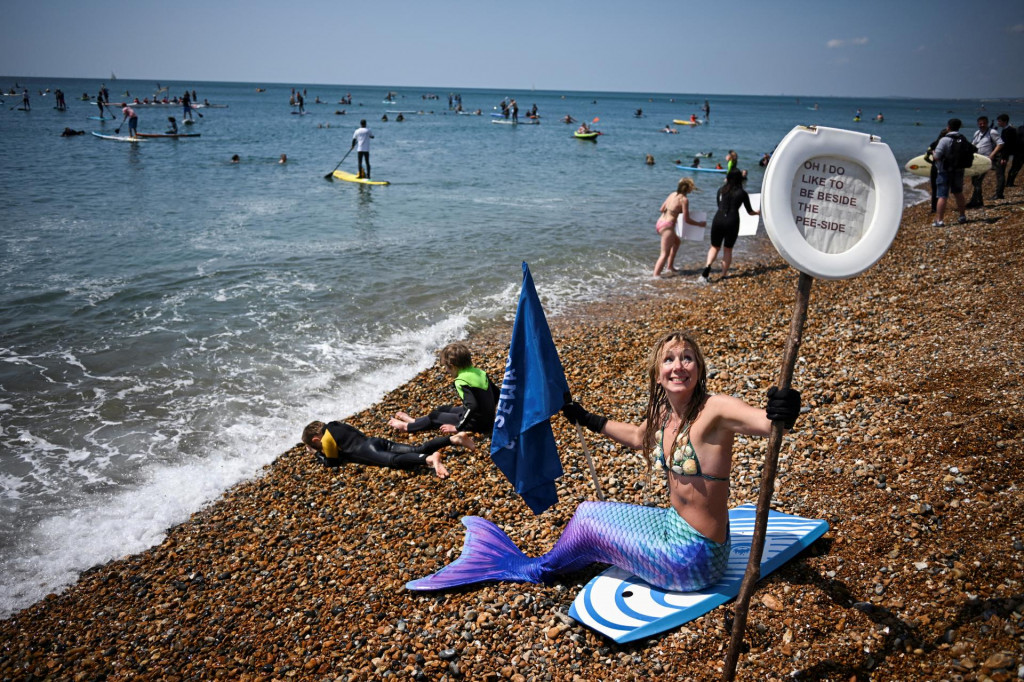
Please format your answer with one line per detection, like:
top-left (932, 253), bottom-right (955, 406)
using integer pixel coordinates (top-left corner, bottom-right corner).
top-left (2, 0), bottom-right (1022, 99)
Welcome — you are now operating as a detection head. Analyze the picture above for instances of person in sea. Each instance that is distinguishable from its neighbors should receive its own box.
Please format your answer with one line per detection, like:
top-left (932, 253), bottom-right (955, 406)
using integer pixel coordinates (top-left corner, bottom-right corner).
top-left (389, 342), bottom-right (499, 435)
top-left (697, 170), bottom-right (759, 284)
top-left (653, 178), bottom-right (704, 278)
top-left (166, 116), bottom-right (178, 135)
top-left (118, 105), bottom-right (138, 138)
top-left (351, 119), bottom-right (374, 178)
top-left (301, 420), bottom-right (477, 479)
top-left (406, 330), bottom-right (801, 593)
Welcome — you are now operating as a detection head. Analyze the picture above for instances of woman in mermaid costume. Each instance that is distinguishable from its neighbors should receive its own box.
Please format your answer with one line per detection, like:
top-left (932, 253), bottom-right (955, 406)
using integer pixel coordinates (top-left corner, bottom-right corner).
top-left (407, 331), bottom-right (801, 593)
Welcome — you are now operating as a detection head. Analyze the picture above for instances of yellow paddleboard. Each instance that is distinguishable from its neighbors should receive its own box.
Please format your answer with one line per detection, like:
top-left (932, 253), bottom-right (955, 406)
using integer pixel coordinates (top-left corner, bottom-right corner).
top-left (672, 119), bottom-right (700, 126)
top-left (333, 170), bottom-right (389, 185)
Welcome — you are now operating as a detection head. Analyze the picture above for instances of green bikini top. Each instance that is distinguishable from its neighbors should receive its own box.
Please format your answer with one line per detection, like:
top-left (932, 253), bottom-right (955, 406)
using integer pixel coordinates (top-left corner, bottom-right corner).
top-left (653, 415), bottom-right (728, 482)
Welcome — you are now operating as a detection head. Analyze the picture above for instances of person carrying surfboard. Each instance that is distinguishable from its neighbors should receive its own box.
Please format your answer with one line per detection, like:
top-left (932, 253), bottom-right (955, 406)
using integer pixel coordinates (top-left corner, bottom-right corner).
top-left (407, 331), bottom-right (801, 593)
top-left (351, 120), bottom-right (374, 179)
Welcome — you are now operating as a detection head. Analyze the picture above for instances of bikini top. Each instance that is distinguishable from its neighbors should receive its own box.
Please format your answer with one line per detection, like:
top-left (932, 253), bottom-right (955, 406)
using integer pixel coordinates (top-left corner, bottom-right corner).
top-left (653, 415), bottom-right (728, 482)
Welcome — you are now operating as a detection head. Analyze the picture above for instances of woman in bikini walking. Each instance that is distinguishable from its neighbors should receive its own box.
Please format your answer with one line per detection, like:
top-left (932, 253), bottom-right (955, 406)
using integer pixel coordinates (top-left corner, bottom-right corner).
top-left (654, 178), bottom-right (704, 278)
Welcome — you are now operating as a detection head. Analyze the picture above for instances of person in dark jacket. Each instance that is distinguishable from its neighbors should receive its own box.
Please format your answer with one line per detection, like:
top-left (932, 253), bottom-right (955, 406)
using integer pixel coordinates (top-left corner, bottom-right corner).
top-left (301, 420), bottom-right (476, 478)
top-left (390, 342), bottom-right (499, 435)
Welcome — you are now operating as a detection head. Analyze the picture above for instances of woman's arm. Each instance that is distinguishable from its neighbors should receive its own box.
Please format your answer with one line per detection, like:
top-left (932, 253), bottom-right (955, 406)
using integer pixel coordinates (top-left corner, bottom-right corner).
top-left (742, 191), bottom-right (759, 216)
top-left (600, 418), bottom-right (647, 450)
top-left (563, 402), bottom-right (646, 449)
top-left (681, 195), bottom-right (705, 227)
top-left (704, 388), bottom-right (801, 440)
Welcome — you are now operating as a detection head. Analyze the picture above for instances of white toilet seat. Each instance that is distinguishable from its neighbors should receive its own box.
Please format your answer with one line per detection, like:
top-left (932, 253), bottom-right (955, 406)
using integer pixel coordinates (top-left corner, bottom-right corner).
top-left (762, 126), bottom-right (903, 280)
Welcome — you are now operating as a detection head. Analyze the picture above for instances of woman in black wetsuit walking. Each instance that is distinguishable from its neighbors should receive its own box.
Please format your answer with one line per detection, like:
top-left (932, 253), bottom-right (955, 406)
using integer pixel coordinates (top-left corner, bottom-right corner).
top-left (697, 170), bottom-right (759, 284)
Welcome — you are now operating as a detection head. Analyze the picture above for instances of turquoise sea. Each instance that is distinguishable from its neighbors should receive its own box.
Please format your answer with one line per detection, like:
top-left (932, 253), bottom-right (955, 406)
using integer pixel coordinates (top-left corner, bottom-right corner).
top-left (0, 75), bottom-right (1017, 617)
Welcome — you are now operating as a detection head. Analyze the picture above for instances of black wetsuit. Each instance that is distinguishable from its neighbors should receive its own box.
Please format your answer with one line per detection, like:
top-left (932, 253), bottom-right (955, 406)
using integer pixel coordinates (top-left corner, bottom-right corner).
top-left (710, 186), bottom-right (754, 249)
top-left (405, 367), bottom-right (499, 434)
top-left (320, 421), bottom-right (453, 469)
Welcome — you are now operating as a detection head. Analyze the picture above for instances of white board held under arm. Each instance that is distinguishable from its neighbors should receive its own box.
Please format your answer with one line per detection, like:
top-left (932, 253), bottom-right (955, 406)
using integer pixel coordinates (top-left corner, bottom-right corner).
top-left (737, 193), bottom-right (762, 236)
top-left (675, 210), bottom-right (707, 241)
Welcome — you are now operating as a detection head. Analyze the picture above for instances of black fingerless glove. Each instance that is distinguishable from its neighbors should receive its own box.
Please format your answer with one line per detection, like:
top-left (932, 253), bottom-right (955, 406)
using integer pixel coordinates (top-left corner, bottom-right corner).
top-left (561, 401), bottom-right (608, 434)
top-left (766, 387), bottom-right (801, 430)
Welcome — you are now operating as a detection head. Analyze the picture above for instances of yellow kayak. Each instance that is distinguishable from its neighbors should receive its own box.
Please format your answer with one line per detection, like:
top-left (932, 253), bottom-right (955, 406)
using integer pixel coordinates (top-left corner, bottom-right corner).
top-left (332, 170), bottom-right (390, 185)
top-left (672, 119), bottom-right (700, 126)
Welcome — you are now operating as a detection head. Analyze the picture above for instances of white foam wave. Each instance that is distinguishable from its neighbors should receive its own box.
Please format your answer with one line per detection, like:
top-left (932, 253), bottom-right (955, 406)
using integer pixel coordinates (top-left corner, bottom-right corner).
top-left (0, 420), bottom-right (290, 619)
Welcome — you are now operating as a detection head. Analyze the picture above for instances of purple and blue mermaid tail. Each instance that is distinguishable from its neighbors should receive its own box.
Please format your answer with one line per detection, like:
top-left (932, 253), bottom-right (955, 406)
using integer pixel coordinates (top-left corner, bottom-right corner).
top-left (406, 501), bottom-right (731, 593)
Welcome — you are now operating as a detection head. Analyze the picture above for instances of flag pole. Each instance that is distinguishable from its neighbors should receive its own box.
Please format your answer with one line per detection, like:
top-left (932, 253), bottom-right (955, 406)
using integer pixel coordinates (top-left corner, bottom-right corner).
top-left (575, 424), bottom-right (605, 500)
top-left (722, 270), bottom-right (813, 681)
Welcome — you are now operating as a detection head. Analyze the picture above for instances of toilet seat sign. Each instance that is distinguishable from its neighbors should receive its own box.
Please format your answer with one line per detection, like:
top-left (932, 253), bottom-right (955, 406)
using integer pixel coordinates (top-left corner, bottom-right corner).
top-left (791, 157), bottom-right (874, 254)
top-left (762, 126), bottom-right (902, 280)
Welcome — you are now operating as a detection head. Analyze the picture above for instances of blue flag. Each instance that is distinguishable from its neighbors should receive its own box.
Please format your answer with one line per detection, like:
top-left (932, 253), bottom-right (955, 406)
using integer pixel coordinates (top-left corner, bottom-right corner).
top-left (491, 262), bottom-right (570, 515)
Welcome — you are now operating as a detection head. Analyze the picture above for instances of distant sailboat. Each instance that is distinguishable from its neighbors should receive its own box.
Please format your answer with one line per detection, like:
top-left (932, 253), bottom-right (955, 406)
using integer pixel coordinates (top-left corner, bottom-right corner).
top-left (111, 71), bottom-right (117, 80)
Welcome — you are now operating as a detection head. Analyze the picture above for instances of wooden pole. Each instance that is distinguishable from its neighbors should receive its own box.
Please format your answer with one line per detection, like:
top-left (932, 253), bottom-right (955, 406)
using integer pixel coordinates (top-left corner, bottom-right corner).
top-left (575, 424), bottom-right (605, 501)
top-left (722, 270), bottom-right (814, 681)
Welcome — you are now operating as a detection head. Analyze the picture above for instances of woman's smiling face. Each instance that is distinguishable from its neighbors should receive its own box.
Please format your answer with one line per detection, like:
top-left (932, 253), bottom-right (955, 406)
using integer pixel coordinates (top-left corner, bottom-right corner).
top-left (658, 341), bottom-right (699, 396)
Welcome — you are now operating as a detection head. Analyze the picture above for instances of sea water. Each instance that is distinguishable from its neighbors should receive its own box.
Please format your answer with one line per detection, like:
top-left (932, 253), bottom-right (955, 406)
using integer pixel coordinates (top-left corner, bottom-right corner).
top-left (0, 76), bottom-right (1013, 617)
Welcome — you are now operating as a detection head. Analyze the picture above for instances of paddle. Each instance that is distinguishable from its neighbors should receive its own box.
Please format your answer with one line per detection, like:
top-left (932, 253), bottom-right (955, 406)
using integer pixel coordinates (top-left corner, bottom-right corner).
top-left (324, 148), bottom-right (354, 180)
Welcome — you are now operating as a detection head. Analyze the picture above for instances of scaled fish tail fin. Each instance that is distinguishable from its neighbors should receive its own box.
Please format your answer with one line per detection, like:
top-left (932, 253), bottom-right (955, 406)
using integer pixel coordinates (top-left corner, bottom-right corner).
top-left (406, 516), bottom-right (539, 591)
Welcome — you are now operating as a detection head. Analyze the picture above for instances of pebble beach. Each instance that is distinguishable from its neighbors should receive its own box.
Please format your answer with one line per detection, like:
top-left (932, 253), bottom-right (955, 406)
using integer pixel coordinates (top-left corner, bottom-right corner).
top-left (2, 175), bottom-right (1022, 681)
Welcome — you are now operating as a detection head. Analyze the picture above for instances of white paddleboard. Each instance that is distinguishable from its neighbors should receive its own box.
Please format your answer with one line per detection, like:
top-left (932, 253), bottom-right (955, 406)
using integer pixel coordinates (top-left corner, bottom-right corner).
top-left (675, 210), bottom-right (707, 241)
top-left (569, 504), bottom-right (828, 643)
top-left (91, 132), bottom-right (146, 142)
top-left (904, 153), bottom-right (991, 178)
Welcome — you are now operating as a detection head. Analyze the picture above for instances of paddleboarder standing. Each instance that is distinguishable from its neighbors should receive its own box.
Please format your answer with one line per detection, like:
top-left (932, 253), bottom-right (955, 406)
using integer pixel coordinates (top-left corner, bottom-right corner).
top-left (351, 120), bottom-right (374, 179)
top-left (182, 90), bottom-right (193, 122)
top-left (119, 105), bottom-right (138, 138)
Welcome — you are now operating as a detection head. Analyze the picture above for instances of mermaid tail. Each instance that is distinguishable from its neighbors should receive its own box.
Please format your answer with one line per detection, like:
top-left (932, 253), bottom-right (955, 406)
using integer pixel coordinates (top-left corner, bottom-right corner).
top-left (406, 516), bottom-right (540, 590)
top-left (407, 501), bottom-right (731, 593)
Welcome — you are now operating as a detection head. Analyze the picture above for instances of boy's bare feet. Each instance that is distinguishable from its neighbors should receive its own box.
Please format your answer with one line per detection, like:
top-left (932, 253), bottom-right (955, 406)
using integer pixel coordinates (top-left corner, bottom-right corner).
top-left (449, 432), bottom-right (477, 451)
top-left (389, 411), bottom-right (414, 431)
top-left (426, 453), bottom-right (449, 479)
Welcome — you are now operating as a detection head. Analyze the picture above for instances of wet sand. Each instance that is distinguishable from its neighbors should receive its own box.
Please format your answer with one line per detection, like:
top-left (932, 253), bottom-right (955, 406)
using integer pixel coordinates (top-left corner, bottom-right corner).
top-left (2, 175), bottom-right (1022, 681)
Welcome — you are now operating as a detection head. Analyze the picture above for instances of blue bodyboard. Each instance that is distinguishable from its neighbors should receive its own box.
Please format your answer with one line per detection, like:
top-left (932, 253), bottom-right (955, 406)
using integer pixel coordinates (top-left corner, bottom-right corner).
top-left (568, 504), bottom-right (828, 643)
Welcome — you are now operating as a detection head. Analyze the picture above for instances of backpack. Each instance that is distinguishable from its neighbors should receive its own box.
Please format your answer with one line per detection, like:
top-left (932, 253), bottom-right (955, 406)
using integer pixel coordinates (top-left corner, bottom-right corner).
top-left (946, 133), bottom-right (977, 170)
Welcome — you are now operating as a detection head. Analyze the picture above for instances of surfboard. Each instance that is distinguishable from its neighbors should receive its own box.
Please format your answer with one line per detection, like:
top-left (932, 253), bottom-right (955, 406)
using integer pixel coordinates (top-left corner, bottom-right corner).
top-left (87, 116), bottom-right (110, 121)
top-left (675, 164), bottom-right (726, 174)
top-left (569, 504), bottom-right (828, 643)
top-left (91, 132), bottom-right (146, 142)
top-left (332, 170), bottom-right (389, 185)
top-left (492, 119), bottom-right (538, 126)
top-left (904, 153), bottom-right (992, 178)
top-left (135, 133), bottom-right (201, 138)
